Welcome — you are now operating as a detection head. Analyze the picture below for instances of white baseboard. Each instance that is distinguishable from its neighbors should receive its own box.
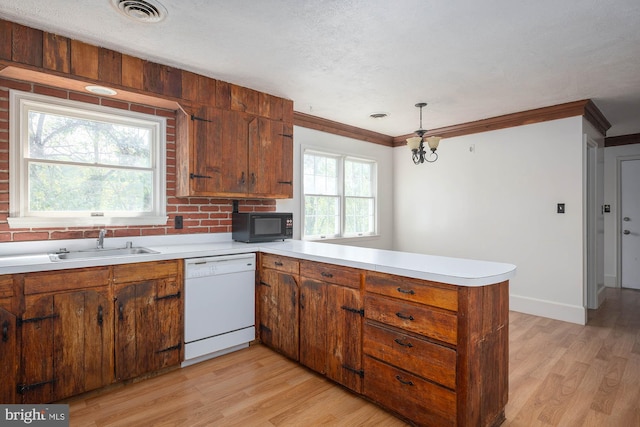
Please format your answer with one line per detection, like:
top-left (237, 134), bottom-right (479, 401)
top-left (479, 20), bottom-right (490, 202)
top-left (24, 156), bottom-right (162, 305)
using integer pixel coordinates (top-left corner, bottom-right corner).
top-left (596, 286), bottom-right (607, 308)
top-left (510, 294), bottom-right (586, 325)
top-left (604, 275), bottom-right (617, 287)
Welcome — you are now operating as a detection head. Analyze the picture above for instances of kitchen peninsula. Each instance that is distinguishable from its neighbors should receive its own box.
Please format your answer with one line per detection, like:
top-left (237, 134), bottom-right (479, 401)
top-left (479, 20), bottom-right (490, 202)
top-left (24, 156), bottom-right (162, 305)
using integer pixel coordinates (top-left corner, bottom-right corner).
top-left (0, 236), bottom-right (515, 426)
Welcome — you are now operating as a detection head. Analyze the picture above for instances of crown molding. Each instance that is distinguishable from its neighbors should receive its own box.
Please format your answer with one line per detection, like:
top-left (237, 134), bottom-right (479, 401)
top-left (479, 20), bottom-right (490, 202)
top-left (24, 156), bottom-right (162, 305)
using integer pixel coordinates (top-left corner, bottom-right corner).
top-left (294, 100), bottom-right (611, 147)
top-left (605, 133), bottom-right (640, 147)
top-left (392, 100), bottom-right (611, 146)
top-left (293, 111), bottom-right (394, 146)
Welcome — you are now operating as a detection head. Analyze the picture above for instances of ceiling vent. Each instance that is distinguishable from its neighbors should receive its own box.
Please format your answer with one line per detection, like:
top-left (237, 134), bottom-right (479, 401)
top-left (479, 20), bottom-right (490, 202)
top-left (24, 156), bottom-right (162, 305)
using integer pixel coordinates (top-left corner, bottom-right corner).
top-left (111, 0), bottom-right (167, 23)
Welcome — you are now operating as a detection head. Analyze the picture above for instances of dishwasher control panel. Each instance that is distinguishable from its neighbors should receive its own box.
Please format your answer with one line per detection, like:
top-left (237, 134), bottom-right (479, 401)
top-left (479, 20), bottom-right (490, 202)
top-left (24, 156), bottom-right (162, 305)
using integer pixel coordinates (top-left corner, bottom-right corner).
top-left (185, 253), bottom-right (256, 279)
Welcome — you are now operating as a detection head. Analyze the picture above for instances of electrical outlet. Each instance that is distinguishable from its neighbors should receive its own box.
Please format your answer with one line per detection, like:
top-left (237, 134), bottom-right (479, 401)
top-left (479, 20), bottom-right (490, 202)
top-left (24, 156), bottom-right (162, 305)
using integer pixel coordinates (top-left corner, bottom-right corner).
top-left (175, 215), bottom-right (183, 229)
top-left (557, 203), bottom-right (565, 214)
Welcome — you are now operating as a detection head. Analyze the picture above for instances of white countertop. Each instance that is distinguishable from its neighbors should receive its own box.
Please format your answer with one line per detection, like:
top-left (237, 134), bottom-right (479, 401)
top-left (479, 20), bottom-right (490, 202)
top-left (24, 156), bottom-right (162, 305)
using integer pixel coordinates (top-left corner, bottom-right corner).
top-left (0, 235), bottom-right (515, 287)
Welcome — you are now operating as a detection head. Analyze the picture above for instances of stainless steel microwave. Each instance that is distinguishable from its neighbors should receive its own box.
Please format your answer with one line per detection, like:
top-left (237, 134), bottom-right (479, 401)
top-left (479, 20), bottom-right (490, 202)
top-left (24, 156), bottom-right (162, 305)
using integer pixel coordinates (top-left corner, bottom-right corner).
top-left (232, 212), bottom-right (293, 243)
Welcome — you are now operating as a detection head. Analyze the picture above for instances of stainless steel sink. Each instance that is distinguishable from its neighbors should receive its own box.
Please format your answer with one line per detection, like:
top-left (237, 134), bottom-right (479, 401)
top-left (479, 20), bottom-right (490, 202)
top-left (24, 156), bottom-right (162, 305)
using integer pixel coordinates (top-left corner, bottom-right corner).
top-left (48, 246), bottom-right (159, 262)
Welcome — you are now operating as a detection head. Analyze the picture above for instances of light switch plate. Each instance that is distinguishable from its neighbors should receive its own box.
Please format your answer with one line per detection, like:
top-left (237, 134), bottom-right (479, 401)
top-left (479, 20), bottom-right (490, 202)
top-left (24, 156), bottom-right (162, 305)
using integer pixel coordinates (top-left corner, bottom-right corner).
top-left (557, 203), bottom-right (565, 214)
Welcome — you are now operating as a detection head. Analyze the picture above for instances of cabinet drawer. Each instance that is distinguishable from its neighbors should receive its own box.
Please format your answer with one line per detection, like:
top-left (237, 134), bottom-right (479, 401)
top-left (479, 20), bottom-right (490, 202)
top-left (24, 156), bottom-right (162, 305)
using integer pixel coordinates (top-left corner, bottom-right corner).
top-left (300, 261), bottom-right (361, 289)
top-left (261, 254), bottom-right (299, 275)
top-left (0, 276), bottom-right (13, 298)
top-left (365, 271), bottom-right (458, 312)
top-left (112, 260), bottom-right (179, 284)
top-left (364, 355), bottom-right (456, 427)
top-left (24, 267), bottom-right (111, 295)
top-left (365, 295), bottom-right (457, 345)
top-left (363, 320), bottom-right (456, 389)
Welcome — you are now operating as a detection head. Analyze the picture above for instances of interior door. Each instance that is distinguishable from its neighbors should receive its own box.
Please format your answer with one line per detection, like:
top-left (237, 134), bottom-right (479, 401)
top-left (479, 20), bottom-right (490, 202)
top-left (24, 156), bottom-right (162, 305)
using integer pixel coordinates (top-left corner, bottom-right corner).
top-left (621, 158), bottom-right (640, 289)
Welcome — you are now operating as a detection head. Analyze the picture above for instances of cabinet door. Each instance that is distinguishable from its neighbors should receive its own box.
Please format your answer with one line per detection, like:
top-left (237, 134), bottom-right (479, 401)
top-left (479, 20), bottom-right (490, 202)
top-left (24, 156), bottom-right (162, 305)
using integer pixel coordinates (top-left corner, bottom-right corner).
top-left (326, 284), bottom-right (363, 393)
top-left (0, 306), bottom-right (17, 403)
top-left (19, 289), bottom-right (114, 403)
top-left (299, 278), bottom-right (327, 374)
top-left (18, 294), bottom-right (55, 403)
top-left (115, 281), bottom-right (153, 381)
top-left (248, 118), bottom-right (293, 198)
top-left (220, 109), bottom-right (251, 194)
top-left (258, 268), bottom-right (299, 361)
top-left (114, 279), bottom-right (182, 381)
top-left (189, 105), bottom-right (222, 195)
top-left (154, 277), bottom-right (183, 368)
top-left (53, 289), bottom-right (114, 400)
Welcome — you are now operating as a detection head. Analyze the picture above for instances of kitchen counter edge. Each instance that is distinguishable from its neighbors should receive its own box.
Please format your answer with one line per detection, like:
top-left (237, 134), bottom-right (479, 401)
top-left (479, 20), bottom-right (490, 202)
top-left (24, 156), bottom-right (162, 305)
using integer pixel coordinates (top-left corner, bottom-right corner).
top-left (0, 240), bottom-right (516, 287)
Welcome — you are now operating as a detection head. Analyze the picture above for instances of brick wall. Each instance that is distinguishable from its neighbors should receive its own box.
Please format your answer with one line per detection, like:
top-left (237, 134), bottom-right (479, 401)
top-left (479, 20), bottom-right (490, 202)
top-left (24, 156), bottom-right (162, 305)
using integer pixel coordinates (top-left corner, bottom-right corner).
top-left (0, 77), bottom-right (275, 243)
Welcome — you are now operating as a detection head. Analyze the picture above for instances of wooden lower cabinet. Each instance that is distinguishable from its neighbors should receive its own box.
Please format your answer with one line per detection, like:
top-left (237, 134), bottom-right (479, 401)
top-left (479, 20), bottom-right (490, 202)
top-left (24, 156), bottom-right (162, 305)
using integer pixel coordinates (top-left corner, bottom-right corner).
top-left (364, 355), bottom-right (457, 427)
top-left (299, 265), bottom-right (363, 393)
top-left (113, 261), bottom-right (183, 381)
top-left (364, 271), bottom-right (509, 427)
top-left (259, 260), bottom-right (509, 427)
top-left (0, 275), bottom-right (18, 403)
top-left (258, 254), bottom-right (300, 361)
top-left (5, 260), bottom-right (183, 404)
top-left (17, 267), bottom-right (113, 403)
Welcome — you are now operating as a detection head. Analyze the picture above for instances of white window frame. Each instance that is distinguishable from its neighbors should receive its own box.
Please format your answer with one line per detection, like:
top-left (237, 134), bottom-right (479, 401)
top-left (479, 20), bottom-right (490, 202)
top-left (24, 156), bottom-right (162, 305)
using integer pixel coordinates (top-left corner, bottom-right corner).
top-left (8, 90), bottom-right (167, 228)
top-left (302, 148), bottom-right (378, 240)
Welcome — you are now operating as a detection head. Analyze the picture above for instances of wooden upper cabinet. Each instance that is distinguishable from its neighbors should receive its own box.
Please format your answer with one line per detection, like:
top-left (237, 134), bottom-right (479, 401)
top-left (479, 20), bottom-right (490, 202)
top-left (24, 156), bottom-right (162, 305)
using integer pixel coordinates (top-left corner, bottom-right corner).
top-left (0, 18), bottom-right (294, 199)
top-left (176, 102), bottom-right (294, 199)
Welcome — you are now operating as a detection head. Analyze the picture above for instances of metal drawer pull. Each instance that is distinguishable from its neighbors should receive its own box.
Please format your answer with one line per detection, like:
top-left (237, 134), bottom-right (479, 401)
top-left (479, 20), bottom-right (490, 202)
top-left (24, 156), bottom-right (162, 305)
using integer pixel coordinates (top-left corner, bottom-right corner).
top-left (395, 375), bottom-right (414, 386)
top-left (155, 291), bottom-right (181, 301)
top-left (97, 305), bottom-right (103, 326)
top-left (274, 261), bottom-right (284, 267)
top-left (16, 379), bottom-right (56, 395)
top-left (394, 338), bottom-right (414, 348)
top-left (321, 271), bottom-right (333, 278)
top-left (396, 312), bottom-right (414, 321)
top-left (397, 287), bottom-right (415, 295)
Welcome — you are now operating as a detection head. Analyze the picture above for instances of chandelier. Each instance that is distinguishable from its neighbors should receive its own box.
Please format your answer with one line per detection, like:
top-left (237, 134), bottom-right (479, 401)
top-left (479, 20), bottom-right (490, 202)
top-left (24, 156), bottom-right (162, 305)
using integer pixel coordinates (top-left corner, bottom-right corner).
top-left (406, 102), bottom-right (442, 164)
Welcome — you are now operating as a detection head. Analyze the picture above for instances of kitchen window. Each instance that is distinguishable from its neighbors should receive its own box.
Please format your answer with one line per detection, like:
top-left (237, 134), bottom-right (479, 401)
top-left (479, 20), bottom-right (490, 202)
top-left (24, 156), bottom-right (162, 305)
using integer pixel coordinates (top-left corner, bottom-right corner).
top-left (303, 150), bottom-right (377, 239)
top-left (8, 90), bottom-right (167, 228)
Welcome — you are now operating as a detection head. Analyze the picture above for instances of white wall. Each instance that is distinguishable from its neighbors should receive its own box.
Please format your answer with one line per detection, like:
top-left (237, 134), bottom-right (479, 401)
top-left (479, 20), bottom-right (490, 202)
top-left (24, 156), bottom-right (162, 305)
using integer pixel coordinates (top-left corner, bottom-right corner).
top-left (603, 142), bottom-right (640, 287)
top-left (393, 117), bottom-right (589, 324)
top-left (277, 126), bottom-right (394, 249)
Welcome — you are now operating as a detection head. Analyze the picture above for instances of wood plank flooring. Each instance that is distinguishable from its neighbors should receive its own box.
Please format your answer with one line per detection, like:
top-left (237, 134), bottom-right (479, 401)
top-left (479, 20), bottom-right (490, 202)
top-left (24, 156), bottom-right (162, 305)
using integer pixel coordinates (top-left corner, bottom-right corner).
top-left (66, 287), bottom-right (640, 426)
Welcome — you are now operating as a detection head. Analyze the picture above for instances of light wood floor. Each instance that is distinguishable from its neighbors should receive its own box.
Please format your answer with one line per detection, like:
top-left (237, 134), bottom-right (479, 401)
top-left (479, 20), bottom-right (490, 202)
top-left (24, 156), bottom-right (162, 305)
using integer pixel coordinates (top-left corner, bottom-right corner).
top-left (67, 287), bottom-right (640, 426)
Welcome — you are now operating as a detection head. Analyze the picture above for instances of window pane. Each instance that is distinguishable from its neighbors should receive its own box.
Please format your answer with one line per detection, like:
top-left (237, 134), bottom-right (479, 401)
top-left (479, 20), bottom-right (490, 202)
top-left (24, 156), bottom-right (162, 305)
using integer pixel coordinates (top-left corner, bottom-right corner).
top-left (28, 162), bottom-right (152, 212)
top-left (345, 197), bottom-right (375, 235)
top-left (345, 159), bottom-right (373, 197)
top-left (28, 111), bottom-right (152, 168)
top-left (304, 195), bottom-right (340, 237)
top-left (303, 153), bottom-right (338, 195)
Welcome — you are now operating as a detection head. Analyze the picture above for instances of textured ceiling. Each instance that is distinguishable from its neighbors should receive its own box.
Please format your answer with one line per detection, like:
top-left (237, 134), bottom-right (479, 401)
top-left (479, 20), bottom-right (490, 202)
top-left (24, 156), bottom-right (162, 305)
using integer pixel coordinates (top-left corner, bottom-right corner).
top-left (1, 0), bottom-right (639, 137)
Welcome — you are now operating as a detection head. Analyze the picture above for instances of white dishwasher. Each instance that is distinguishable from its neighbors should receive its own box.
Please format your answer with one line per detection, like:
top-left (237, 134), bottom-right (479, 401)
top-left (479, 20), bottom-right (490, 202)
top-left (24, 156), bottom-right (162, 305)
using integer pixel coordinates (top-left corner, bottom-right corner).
top-left (183, 253), bottom-right (256, 367)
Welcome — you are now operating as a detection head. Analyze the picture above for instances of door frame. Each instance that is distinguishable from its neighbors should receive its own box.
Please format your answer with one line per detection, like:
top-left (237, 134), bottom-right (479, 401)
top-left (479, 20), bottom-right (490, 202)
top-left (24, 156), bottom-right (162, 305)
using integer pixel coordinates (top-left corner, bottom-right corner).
top-left (617, 154), bottom-right (640, 288)
top-left (585, 137), bottom-right (598, 309)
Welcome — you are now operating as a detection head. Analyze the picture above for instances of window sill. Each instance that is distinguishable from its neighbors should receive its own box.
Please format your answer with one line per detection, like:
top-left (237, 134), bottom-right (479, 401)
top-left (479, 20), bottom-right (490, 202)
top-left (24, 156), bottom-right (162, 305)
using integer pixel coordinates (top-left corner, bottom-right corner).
top-left (7, 216), bottom-right (169, 229)
top-left (303, 234), bottom-right (380, 243)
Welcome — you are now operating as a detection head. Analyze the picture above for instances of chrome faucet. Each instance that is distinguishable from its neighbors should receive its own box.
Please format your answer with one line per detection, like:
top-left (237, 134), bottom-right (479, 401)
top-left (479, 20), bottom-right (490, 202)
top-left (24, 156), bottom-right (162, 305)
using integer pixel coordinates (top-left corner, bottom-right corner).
top-left (97, 229), bottom-right (107, 249)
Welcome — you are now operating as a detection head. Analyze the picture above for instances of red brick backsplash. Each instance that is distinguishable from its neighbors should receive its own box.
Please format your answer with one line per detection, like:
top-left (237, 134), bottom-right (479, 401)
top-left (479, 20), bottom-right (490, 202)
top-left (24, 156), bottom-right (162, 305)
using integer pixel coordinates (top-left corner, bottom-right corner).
top-left (0, 78), bottom-right (276, 243)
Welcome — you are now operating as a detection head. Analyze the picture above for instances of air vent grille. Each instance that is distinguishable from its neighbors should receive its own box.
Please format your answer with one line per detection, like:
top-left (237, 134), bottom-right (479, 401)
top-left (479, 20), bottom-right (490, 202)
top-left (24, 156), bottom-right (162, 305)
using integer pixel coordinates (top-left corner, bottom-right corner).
top-left (112, 0), bottom-right (167, 23)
